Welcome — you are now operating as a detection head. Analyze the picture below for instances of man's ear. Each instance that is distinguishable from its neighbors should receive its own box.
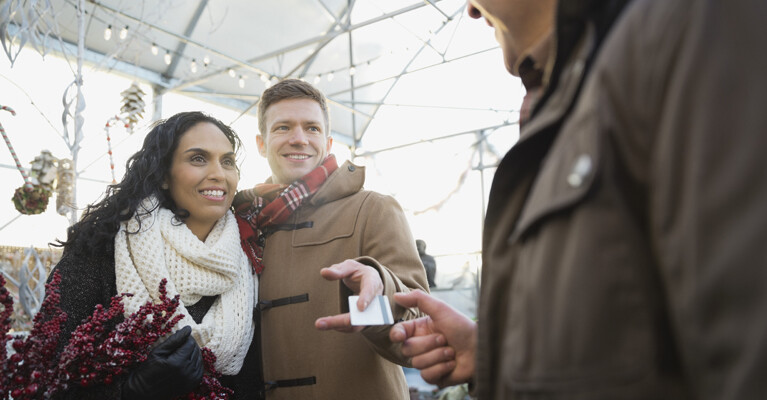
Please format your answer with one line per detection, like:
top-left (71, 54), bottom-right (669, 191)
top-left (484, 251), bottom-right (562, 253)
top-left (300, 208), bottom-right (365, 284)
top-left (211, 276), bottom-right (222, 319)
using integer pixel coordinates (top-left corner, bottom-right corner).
top-left (325, 135), bottom-right (333, 153)
top-left (256, 134), bottom-right (267, 157)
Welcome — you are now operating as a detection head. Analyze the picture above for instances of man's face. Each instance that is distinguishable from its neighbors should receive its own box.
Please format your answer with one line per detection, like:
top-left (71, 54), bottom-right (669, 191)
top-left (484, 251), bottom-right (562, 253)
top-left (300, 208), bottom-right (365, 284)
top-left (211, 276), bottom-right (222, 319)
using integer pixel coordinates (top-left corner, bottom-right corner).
top-left (467, 0), bottom-right (555, 74)
top-left (257, 98), bottom-right (333, 185)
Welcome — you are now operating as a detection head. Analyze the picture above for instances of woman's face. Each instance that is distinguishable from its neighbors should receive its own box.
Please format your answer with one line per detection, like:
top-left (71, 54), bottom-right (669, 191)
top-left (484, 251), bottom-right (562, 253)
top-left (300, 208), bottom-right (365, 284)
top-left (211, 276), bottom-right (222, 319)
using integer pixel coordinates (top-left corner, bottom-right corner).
top-left (166, 121), bottom-right (239, 241)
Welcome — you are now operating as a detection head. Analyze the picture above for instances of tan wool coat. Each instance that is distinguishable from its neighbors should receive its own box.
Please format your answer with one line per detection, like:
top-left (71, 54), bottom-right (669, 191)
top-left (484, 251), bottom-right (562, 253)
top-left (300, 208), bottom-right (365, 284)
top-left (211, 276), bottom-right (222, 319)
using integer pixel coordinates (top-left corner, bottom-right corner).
top-left (254, 161), bottom-right (428, 400)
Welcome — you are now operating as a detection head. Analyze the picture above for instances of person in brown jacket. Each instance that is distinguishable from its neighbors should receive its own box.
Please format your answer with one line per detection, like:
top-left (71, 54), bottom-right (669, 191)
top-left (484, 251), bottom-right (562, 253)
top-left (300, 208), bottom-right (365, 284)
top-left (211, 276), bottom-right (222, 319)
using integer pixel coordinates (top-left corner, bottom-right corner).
top-left (390, 0), bottom-right (767, 399)
top-left (234, 78), bottom-right (429, 399)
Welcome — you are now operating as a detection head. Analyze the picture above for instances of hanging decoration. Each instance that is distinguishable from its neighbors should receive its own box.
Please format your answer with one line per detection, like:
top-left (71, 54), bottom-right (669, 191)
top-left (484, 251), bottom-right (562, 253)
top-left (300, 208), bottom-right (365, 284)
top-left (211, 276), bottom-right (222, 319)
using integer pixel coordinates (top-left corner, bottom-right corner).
top-left (0, 0), bottom-right (57, 67)
top-left (103, 115), bottom-right (128, 184)
top-left (1, 105), bottom-right (51, 215)
top-left (119, 82), bottom-right (145, 132)
top-left (29, 150), bottom-right (58, 188)
top-left (55, 159), bottom-right (74, 217)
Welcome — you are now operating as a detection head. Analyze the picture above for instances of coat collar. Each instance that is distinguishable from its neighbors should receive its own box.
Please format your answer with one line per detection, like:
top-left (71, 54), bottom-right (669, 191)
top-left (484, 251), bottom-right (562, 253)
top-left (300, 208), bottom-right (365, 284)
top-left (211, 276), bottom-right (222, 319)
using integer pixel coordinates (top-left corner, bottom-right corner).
top-left (309, 160), bottom-right (365, 206)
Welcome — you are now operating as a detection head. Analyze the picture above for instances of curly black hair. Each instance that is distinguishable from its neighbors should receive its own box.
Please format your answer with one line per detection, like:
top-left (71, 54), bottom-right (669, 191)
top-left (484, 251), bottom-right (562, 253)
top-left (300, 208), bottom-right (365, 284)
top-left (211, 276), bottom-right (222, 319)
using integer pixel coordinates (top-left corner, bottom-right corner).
top-left (54, 111), bottom-right (242, 256)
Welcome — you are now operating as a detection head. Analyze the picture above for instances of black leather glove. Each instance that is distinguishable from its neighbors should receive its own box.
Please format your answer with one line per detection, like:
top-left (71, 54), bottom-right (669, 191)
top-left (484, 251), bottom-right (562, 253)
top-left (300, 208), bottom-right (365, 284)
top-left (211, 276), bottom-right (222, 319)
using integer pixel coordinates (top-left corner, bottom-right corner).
top-left (122, 326), bottom-right (204, 400)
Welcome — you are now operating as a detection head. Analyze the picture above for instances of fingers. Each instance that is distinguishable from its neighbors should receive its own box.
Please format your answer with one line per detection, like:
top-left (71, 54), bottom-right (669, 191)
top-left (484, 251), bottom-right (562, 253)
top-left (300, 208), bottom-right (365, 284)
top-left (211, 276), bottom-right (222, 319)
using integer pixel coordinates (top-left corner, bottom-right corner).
top-left (389, 322), bottom-right (411, 343)
top-left (393, 290), bottom-right (447, 316)
top-left (315, 313), bottom-right (361, 333)
top-left (321, 260), bottom-right (384, 311)
top-left (410, 346), bottom-right (455, 370)
top-left (154, 325), bottom-right (192, 356)
top-left (400, 333), bottom-right (447, 357)
top-left (167, 333), bottom-right (200, 365)
top-left (420, 361), bottom-right (457, 387)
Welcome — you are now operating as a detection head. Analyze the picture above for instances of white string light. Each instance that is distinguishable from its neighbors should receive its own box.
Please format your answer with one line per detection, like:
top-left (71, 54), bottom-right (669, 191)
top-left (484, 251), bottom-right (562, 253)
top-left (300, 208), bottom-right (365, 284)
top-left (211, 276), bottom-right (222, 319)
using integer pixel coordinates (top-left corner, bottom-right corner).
top-left (314, 75), bottom-right (321, 84)
top-left (104, 25), bottom-right (112, 41)
top-left (349, 66), bottom-right (356, 76)
top-left (228, 68), bottom-right (236, 78)
top-left (327, 72), bottom-right (334, 82)
top-left (151, 43), bottom-right (158, 55)
top-left (190, 59), bottom-right (198, 73)
top-left (238, 75), bottom-right (245, 88)
top-left (164, 50), bottom-right (172, 65)
top-left (119, 25), bottom-right (129, 40)
top-left (260, 73), bottom-right (269, 82)
top-left (203, 55), bottom-right (210, 65)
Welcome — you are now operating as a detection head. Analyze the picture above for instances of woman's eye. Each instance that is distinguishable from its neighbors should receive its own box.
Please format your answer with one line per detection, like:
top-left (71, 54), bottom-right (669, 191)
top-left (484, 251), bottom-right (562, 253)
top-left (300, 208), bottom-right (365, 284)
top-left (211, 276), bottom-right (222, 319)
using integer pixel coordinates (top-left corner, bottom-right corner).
top-left (222, 158), bottom-right (236, 167)
top-left (191, 154), bottom-right (206, 163)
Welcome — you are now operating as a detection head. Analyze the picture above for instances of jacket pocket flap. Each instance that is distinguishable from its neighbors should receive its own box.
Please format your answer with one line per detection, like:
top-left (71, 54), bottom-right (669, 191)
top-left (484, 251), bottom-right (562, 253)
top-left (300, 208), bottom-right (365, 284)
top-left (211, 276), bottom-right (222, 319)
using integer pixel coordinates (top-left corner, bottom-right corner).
top-left (291, 193), bottom-right (367, 246)
top-left (511, 119), bottom-right (601, 243)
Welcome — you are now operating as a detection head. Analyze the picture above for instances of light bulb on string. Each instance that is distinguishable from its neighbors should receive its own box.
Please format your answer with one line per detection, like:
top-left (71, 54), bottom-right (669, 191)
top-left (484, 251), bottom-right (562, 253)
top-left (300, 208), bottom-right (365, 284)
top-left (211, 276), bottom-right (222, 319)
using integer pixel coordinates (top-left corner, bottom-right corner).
top-left (327, 72), bottom-right (334, 82)
top-left (104, 25), bottom-right (112, 41)
top-left (151, 43), bottom-right (159, 55)
top-left (228, 68), bottom-right (236, 78)
top-left (260, 73), bottom-right (269, 82)
top-left (164, 50), bottom-right (172, 65)
top-left (119, 26), bottom-right (129, 40)
top-left (349, 66), bottom-right (356, 76)
top-left (190, 59), bottom-right (198, 73)
top-left (203, 55), bottom-right (210, 65)
top-left (238, 75), bottom-right (245, 88)
top-left (314, 75), bottom-right (321, 84)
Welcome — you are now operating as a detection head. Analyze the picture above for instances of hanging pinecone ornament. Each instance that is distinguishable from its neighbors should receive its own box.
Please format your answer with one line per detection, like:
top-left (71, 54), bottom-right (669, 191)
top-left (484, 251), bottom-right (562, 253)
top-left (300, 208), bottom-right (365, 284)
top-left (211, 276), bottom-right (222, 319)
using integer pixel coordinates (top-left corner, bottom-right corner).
top-left (29, 150), bottom-right (59, 188)
top-left (2, 105), bottom-right (51, 215)
top-left (120, 82), bottom-right (146, 132)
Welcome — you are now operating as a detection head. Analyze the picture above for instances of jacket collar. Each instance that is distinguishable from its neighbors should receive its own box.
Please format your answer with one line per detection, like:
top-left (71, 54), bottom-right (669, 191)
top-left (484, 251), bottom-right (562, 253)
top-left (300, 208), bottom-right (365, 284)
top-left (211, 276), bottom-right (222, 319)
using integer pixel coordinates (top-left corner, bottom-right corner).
top-left (309, 160), bottom-right (365, 206)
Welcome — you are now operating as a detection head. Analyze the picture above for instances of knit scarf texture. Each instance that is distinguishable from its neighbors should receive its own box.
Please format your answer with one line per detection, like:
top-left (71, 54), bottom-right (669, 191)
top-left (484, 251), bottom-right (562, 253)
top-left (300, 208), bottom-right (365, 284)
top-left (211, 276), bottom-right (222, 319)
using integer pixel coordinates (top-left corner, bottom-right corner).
top-left (114, 198), bottom-right (256, 375)
top-left (236, 154), bottom-right (338, 274)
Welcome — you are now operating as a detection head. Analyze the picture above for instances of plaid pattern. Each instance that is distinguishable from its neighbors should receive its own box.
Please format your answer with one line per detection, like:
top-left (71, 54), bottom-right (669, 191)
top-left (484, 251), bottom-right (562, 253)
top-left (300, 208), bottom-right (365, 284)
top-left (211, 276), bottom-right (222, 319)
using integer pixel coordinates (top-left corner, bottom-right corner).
top-left (236, 155), bottom-right (338, 274)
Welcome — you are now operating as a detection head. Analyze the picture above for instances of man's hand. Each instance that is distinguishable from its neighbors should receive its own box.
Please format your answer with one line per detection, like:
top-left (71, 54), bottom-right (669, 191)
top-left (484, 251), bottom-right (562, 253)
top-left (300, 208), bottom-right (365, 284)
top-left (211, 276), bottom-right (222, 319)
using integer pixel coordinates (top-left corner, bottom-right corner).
top-left (390, 290), bottom-right (477, 388)
top-left (315, 259), bottom-right (384, 333)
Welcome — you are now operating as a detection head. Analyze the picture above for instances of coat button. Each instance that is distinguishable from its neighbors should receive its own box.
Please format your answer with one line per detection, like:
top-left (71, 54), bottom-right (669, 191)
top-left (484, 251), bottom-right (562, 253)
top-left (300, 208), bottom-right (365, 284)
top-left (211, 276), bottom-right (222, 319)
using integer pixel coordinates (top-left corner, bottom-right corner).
top-left (567, 154), bottom-right (592, 188)
top-left (348, 165), bottom-right (356, 172)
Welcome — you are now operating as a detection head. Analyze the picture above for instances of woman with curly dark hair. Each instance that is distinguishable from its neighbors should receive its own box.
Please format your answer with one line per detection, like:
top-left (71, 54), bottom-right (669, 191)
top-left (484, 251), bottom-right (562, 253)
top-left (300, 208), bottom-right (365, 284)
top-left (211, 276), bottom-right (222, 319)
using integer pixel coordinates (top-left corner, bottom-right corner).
top-left (48, 111), bottom-right (262, 399)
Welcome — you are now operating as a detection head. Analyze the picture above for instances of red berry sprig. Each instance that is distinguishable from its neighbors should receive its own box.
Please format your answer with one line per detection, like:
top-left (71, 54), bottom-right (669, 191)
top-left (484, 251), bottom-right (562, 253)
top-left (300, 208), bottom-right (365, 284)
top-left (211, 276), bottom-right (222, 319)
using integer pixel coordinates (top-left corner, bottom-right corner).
top-left (1, 274), bottom-right (231, 399)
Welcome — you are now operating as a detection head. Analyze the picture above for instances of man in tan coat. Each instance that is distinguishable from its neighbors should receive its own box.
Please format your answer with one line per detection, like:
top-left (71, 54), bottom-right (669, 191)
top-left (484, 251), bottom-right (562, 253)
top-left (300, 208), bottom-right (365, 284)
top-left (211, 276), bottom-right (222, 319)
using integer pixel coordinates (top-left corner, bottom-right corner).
top-left (234, 78), bottom-right (429, 399)
top-left (390, 0), bottom-right (767, 399)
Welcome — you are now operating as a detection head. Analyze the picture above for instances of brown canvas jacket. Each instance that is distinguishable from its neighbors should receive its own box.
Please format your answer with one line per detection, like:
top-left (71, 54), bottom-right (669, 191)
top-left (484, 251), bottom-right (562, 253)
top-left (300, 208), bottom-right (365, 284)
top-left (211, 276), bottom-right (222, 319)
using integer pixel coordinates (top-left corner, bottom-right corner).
top-left (477, 0), bottom-right (767, 398)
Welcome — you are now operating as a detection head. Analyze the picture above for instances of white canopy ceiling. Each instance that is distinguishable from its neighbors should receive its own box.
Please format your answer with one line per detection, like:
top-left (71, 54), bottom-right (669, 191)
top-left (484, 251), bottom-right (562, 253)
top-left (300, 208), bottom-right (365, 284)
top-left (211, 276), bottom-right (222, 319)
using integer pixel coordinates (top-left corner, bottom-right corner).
top-left (1, 0), bottom-right (523, 268)
top-left (4, 0), bottom-right (520, 149)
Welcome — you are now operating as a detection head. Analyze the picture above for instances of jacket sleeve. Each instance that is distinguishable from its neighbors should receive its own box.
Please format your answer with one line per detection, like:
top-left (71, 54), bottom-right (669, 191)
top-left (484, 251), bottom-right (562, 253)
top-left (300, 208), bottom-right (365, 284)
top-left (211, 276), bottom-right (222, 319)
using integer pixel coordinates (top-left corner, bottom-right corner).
top-left (352, 192), bottom-right (429, 365)
top-left (45, 250), bottom-right (125, 400)
top-left (616, 0), bottom-right (767, 398)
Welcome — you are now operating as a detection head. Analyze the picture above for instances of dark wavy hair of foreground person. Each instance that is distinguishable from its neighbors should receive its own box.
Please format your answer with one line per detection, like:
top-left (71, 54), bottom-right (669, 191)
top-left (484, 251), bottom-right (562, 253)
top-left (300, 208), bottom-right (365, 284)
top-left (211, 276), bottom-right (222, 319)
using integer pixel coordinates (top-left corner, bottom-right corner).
top-left (53, 111), bottom-right (242, 257)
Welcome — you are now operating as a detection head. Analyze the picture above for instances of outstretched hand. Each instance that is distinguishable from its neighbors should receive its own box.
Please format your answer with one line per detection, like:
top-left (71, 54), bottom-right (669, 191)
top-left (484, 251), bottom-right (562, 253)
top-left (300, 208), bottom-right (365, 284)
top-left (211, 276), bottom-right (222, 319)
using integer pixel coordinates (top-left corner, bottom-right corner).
top-left (390, 290), bottom-right (477, 388)
top-left (315, 259), bottom-right (384, 333)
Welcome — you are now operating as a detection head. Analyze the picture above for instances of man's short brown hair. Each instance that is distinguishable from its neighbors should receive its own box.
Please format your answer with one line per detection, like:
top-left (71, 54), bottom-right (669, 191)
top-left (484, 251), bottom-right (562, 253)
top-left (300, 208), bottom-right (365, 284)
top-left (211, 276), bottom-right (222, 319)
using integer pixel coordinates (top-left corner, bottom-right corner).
top-left (257, 78), bottom-right (330, 136)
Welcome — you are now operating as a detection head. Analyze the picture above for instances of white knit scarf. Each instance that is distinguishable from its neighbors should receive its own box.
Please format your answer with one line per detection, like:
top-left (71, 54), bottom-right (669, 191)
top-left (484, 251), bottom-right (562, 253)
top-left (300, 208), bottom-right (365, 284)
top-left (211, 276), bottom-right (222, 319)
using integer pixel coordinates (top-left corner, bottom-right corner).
top-left (114, 199), bottom-right (256, 375)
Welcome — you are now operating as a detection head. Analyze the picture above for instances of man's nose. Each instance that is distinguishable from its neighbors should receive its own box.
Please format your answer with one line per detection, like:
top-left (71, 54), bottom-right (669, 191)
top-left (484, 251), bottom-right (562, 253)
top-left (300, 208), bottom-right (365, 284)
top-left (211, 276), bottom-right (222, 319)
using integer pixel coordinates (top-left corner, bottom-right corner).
top-left (466, 1), bottom-right (482, 19)
top-left (288, 127), bottom-right (309, 144)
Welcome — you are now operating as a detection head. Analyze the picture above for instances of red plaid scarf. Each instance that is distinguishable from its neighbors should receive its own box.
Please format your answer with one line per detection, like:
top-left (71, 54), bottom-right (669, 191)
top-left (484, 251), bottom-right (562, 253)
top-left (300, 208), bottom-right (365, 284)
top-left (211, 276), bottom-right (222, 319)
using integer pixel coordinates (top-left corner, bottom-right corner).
top-left (236, 155), bottom-right (338, 274)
